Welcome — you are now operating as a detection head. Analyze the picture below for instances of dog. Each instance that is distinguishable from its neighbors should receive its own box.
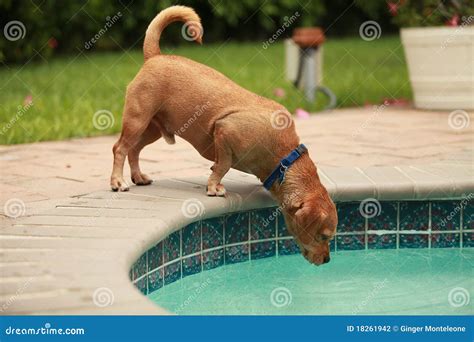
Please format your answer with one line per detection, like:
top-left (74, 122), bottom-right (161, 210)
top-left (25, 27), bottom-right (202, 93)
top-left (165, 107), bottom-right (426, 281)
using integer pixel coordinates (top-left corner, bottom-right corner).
top-left (110, 6), bottom-right (337, 265)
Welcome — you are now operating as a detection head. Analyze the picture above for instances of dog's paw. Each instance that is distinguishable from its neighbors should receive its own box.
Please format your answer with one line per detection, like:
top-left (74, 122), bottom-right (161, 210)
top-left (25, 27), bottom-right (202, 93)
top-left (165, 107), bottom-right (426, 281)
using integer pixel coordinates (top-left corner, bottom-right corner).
top-left (215, 184), bottom-right (226, 196)
top-left (131, 173), bottom-right (153, 186)
top-left (207, 184), bottom-right (226, 197)
top-left (111, 178), bottom-right (130, 192)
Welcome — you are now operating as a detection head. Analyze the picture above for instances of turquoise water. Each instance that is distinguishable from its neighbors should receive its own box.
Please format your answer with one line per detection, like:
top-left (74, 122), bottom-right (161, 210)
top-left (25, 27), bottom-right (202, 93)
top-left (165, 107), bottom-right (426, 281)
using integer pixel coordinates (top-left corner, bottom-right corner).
top-left (149, 249), bottom-right (473, 315)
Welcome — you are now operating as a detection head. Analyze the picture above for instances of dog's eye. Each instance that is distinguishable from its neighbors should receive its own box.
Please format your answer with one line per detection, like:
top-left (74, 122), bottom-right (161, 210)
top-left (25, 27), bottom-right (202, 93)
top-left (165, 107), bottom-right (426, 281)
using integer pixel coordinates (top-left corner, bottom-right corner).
top-left (321, 233), bottom-right (335, 242)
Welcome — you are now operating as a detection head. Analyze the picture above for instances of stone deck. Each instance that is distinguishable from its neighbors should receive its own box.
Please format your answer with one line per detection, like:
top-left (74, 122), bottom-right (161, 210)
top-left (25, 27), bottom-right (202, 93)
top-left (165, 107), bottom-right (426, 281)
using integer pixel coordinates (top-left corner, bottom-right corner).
top-left (1, 107), bottom-right (473, 314)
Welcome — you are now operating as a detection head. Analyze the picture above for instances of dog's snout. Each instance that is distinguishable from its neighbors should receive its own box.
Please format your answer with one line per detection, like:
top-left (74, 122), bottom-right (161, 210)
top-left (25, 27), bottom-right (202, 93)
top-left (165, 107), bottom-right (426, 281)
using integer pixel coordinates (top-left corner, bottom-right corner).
top-left (323, 255), bottom-right (330, 264)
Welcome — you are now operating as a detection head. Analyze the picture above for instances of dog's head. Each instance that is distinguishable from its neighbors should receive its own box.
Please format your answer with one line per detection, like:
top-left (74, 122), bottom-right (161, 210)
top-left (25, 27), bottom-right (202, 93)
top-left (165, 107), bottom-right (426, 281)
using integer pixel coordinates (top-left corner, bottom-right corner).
top-left (283, 192), bottom-right (337, 266)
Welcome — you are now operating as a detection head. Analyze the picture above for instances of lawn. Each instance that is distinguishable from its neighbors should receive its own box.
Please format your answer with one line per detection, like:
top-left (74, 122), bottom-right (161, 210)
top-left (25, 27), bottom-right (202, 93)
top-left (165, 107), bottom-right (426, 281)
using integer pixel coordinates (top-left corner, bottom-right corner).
top-left (0, 36), bottom-right (411, 144)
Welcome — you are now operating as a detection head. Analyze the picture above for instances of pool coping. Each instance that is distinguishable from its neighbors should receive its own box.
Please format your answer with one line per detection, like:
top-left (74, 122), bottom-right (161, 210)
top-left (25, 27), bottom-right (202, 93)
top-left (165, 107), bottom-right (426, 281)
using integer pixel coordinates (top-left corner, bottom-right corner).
top-left (1, 160), bottom-right (473, 315)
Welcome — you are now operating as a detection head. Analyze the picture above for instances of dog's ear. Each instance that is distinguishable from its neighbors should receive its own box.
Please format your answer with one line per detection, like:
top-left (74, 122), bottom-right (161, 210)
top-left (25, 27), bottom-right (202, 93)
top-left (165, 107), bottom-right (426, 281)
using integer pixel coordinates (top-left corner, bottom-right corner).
top-left (293, 201), bottom-right (327, 232)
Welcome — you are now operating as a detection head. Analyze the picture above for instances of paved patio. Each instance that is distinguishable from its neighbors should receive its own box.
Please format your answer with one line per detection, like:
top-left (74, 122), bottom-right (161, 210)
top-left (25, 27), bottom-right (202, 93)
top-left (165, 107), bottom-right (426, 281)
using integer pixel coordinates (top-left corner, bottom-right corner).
top-left (1, 107), bottom-right (472, 204)
top-left (1, 107), bottom-right (473, 314)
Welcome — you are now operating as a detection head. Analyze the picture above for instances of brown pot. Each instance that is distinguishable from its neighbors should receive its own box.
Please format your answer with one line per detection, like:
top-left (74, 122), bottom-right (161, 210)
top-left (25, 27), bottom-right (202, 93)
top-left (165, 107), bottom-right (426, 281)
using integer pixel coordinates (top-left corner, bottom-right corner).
top-left (292, 27), bottom-right (325, 48)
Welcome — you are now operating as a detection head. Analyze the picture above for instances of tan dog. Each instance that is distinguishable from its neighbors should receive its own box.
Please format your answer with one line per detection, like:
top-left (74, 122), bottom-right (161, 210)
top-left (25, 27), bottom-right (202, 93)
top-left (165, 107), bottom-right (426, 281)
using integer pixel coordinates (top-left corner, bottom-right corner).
top-left (110, 6), bottom-right (337, 265)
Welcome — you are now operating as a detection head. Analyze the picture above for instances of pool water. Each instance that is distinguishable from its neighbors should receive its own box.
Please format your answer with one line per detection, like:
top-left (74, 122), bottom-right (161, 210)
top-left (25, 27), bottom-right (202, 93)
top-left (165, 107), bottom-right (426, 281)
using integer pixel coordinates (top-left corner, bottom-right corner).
top-left (149, 249), bottom-right (473, 315)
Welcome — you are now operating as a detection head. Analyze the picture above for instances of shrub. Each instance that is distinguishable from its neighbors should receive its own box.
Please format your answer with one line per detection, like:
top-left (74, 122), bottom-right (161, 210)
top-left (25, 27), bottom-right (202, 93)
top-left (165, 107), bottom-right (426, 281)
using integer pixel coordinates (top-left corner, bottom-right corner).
top-left (388, 0), bottom-right (474, 27)
top-left (0, 0), bottom-right (400, 64)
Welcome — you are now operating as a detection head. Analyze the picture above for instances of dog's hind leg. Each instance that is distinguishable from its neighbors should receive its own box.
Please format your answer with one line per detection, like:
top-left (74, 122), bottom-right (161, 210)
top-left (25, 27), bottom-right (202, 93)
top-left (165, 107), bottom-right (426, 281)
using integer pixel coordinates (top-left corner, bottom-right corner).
top-left (111, 104), bottom-right (154, 191)
top-left (128, 119), bottom-right (162, 186)
top-left (207, 121), bottom-right (232, 196)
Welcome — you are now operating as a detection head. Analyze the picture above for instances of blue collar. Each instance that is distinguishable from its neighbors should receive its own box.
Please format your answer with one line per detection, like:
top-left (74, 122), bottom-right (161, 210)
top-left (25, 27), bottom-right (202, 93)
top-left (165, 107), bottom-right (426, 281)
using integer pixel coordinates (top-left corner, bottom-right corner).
top-left (263, 144), bottom-right (308, 190)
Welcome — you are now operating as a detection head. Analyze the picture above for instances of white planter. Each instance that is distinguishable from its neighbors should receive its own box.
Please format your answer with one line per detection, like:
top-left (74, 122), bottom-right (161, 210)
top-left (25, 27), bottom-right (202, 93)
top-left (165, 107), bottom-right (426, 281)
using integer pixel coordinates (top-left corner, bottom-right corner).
top-left (284, 39), bottom-right (323, 86)
top-left (401, 26), bottom-right (474, 110)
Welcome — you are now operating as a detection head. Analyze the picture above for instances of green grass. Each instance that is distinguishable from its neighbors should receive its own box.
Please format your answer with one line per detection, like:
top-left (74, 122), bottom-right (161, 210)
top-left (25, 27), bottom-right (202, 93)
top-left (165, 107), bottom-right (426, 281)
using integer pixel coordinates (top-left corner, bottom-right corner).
top-left (0, 36), bottom-right (411, 144)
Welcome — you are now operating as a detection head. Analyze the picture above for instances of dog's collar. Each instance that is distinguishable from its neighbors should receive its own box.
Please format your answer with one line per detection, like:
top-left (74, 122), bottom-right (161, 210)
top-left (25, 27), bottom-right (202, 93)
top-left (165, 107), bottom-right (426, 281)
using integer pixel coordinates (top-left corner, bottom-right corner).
top-left (263, 144), bottom-right (308, 190)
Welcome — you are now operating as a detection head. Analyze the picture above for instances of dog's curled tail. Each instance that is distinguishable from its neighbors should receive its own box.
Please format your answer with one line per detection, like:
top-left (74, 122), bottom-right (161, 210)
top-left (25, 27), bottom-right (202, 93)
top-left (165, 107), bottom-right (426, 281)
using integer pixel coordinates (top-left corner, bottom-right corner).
top-left (143, 6), bottom-right (203, 61)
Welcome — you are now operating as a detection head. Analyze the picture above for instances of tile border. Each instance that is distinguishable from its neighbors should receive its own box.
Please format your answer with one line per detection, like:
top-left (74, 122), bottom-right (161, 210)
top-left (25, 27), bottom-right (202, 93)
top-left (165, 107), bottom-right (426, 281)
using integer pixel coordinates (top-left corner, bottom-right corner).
top-left (132, 199), bottom-right (474, 296)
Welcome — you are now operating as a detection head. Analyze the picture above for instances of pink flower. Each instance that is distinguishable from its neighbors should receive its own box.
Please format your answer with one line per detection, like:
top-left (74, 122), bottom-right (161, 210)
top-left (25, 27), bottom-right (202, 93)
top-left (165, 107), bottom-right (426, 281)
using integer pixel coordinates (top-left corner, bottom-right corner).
top-left (23, 94), bottom-right (33, 106)
top-left (446, 15), bottom-right (460, 27)
top-left (387, 2), bottom-right (398, 16)
top-left (273, 88), bottom-right (286, 98)
top-left (48, 37), bottom-right (58, 49)
top-left (295, 108), bottom-right (310, 119)
top-left (383, 97), bottom-right (410, 106)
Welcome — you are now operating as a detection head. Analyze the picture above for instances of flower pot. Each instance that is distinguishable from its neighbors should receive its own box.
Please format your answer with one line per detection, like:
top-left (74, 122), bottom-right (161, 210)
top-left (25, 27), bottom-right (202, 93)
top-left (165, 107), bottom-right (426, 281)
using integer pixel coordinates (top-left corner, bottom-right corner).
top-left (401, 26), bottom-right (474, 110)
top-left (284, 38), bottom-right (323, 86)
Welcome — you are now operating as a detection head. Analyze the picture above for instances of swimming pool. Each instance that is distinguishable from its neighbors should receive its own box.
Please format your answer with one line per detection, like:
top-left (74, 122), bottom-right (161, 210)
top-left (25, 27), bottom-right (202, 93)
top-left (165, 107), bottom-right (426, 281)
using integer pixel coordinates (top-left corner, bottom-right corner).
top-left (149, 249), bottom-right (473, 315)
top-left (131, 199), bottom-right (474, 315)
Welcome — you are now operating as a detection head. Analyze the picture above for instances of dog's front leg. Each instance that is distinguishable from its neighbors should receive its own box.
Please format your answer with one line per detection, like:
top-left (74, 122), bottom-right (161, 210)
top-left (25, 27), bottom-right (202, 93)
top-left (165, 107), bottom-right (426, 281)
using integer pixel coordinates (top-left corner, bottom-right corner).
top-left (207, 123), bottom-right (232, 196)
